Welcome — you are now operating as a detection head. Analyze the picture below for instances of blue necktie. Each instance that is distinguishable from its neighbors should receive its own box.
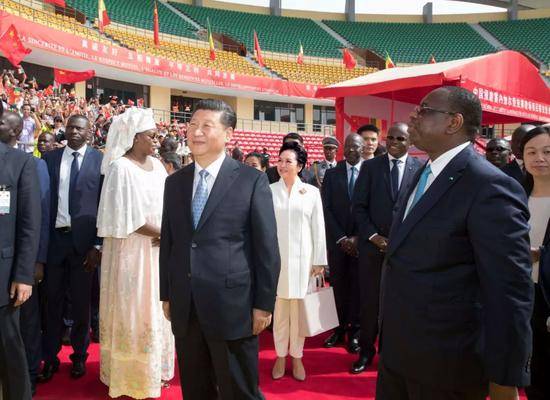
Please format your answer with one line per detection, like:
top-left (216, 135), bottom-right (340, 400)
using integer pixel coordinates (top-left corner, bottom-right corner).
top-left (390, 159), bottom-right (400, 200)
top-left (68, 152), bottom-right (80, 217)
top-left (192, 169), bottom-right (209, 229)
top-left (348, 166), bottom-right (357, 198)
top-left (409, 164), bottom-right (432, 211)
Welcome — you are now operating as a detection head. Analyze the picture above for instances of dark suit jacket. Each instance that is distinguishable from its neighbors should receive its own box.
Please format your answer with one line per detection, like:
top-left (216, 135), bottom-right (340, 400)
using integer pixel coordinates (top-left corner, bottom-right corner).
top-left (501, 159), bottom-right (524, 186)
top-left (266, 165), bottom-right (317, 186)
top-left (321, 161), bottom-right (356, 251)
top-left (34, 157), bottom-right (50, 264)
top-left (353, 154), bottom-right (422, 252)
top-left (43, 146), bottom-right (103, 257)
top-left (536, 216), bottom-right (550, 307)
top-left (160, 157), bottom-right (280, 341)
top-left (381, 145), bottom-right (533, 390)
top-left (0, 143), bottom-right (41, 306)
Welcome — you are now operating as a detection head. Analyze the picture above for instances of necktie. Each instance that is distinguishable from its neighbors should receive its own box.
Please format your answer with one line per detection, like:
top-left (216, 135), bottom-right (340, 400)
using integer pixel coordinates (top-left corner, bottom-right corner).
top-left (390, 159), bottom-right (400, 200)
top-left (192, 169), bottom-right (209, 229)
top-left (68, 152), bottom-right (80, 217)
top-left (348, 166), bottom-right (357, 198)
top-left (409, 164), bottom-right (432, 211)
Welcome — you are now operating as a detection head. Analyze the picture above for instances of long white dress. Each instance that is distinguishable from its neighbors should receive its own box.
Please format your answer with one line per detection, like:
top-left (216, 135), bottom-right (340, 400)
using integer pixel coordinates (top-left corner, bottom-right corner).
top-left (97, 156), bottom-right (175, 399)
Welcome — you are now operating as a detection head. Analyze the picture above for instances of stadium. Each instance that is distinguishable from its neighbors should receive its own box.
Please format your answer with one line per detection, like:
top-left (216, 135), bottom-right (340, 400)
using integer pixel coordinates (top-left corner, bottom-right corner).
top-left (1, 0), bottom-right (550, 399)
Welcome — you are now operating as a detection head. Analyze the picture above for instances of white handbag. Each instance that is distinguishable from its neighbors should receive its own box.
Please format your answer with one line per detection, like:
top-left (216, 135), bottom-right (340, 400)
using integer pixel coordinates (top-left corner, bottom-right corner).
top-left (298, 275), bottom-right (339, 337)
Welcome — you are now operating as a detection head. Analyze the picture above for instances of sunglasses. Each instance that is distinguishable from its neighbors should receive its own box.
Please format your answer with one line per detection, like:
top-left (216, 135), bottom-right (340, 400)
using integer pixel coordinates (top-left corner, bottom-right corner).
top-left (415, 105), bottom-right (457, 117)
top-left (387, 136), bottom-right (407, 142)
top-left (486, 146), bottom-right (510, 152)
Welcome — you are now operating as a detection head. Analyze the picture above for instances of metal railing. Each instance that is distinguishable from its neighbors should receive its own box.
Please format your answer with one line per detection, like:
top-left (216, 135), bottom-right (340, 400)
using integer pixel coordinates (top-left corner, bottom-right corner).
top-left (152, 109), bottom-right (335, 136)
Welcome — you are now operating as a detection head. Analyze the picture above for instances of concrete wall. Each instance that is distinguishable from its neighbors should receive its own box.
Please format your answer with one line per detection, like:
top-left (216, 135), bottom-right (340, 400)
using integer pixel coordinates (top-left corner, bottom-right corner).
top-left (74, 81), bottom-right (86, 99)
top-left (150, 85), bottom-right (171, 112)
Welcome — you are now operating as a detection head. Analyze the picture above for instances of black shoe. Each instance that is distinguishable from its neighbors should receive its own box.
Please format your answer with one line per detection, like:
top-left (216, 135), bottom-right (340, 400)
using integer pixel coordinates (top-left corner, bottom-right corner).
top-left (350, 355), bottom-right (373, 374)
top-left (70, 360), bottom-right (86, 379)
top-left (324, 331), bottom-right (345, 348)
top-left (347, 337), bottom-right (361, 354)
top-left (62, 326), bottom-right (71, 346)
top-left (37, 359), bottom-right (60, 383)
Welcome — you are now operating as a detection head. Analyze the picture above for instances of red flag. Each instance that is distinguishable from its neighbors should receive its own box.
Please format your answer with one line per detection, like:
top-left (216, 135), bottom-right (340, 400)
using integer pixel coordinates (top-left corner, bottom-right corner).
top-left (0, 25), bottom-right (32, 68)
top-left (127, 99), bottom-right (135, 106)
top-left (54, 68), bottom-right (95, 84)
top-left (253, 31), bottom-right (264, 68)
top-left (342, 48), bottom-right (356, 69)
top-left (153, 1), bottom-right (160, 47)
top-left (297, 42), bottom-right (304, 65)
top-left (137, 98), bottom-right (144, 107)
top-left (43, 85), bottom-right (54, 96)
top-left (44, 0), bottom-right (66, 7)
top-left (98, 0), bottom-right (110, 33)
top-left (429, 55), bottom-right (436, 64)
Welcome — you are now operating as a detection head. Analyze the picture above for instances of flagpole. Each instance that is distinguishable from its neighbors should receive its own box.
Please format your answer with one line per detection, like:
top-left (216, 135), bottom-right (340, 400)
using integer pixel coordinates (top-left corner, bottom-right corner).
top-left (390, 90), bottom-right (395, 126)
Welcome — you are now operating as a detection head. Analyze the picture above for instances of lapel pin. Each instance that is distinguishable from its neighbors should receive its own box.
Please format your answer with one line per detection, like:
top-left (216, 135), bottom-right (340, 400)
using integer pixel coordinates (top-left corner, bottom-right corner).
top-left (449, 177), bottom-right (455, 181)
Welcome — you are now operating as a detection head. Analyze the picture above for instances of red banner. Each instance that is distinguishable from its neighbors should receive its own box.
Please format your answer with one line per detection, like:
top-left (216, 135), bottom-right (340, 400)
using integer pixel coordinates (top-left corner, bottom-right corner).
top-left (0, 11), bottom-right (322, 99)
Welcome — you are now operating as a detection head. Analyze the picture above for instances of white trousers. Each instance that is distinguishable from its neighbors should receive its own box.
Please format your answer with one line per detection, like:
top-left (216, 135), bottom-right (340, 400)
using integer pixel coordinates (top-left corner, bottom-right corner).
top-left (273, 297), bottom-right (305, 358)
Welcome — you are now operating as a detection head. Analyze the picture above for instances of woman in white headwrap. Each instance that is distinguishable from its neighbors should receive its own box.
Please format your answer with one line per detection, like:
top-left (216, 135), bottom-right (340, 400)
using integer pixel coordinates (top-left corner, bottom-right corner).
top-left (97, 108), bottom-right (175, 399)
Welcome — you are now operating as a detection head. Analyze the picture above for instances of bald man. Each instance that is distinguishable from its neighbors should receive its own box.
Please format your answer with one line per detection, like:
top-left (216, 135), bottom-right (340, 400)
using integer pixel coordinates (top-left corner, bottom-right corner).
top-left (351, 123), bottom-right (422, 374)
top-left (501, 124), bottom-right (536, 185)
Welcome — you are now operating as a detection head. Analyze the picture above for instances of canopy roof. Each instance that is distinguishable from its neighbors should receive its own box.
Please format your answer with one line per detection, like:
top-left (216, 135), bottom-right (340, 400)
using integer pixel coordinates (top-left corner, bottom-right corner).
top-left (316, 50), bottom-right (550, 124)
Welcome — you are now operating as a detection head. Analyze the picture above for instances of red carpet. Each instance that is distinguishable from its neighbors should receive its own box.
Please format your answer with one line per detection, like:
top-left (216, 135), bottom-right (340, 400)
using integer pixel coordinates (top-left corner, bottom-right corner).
top-left (34, 331), bottom-right (524, 400)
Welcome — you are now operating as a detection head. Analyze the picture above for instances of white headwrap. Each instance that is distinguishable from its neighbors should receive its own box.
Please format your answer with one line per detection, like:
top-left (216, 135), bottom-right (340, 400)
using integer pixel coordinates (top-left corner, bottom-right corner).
top-left (101, 107), bottom-right (157, 174)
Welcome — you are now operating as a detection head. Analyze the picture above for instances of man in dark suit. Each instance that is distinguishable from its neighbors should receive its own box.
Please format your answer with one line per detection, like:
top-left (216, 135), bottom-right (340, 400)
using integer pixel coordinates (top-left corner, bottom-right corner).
top-left (160, 99), bottom-right (280, 400)
top-left (0, 111), bottom-right (41, 400)
top-left (0, 110), bottom-right (50, 395)
top-left (377, 87), bottom-right (533, 400)
top-left (351, 122), bottom-right (422, 374)
top-left (501, 124), bottom-right (535, 185)
top-left (321, 133), bottom-right (364, 354)
top-left (39, 115), bottom-right (103, 381)
top-left (266, 132), bottom-right (317, 186)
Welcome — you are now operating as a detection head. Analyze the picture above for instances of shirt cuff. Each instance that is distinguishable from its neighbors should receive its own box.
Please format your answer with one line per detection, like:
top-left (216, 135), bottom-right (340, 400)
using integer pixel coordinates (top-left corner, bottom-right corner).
top-left (336, 236), bottom-right (347, 244)
top-left (368, 233), bottom-right (378, 241)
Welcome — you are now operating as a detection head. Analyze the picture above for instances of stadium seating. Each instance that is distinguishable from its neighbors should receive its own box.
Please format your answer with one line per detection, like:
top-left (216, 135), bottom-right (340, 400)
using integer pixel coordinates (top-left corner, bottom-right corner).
top-left (168, 2), bottom-right (343, 59)
top-left (102, 26), bottom-right (267, 77)
top-left (264, 57), bottom-right (376, 85)
top-left (323, 20), bottom-right (496, 63)
top-left (66, 0), bottom-right (198, 39)
top-left (480, 18), bottom-right (550, 64)
top-left (231, 131), bottom-right (326, 164)
top-left (3, 0), bottom-right (111, 44)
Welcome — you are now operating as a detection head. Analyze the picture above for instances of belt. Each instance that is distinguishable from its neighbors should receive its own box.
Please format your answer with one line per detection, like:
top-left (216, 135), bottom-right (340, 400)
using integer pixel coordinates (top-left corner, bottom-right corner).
top-left (55, 227), bottom-right (72, 233)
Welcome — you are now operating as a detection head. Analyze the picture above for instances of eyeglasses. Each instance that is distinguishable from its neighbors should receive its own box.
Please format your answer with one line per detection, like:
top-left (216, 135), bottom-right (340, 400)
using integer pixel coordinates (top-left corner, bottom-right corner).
top-left (415, 105), bottom-right (457, 117)
top-left (387, 136), bottom-right (407, 142)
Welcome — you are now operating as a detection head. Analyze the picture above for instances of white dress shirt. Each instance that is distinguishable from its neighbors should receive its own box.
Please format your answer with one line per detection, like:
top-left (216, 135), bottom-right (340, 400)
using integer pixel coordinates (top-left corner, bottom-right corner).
top-left (388, 153), bottom-right (408, 189)
top-left (193, 152), bottom-right (226, 200)
top-left (404, 141), bottom-right (470, 218)
top-left (346, 159), bottom-right (363, 184)
top-left (56, 144), bottom-right (87, 228)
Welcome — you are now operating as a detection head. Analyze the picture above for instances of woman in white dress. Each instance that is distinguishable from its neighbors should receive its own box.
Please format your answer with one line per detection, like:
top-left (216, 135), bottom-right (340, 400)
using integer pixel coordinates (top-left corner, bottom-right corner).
top-left (522, 126), bottom-right (550, 399)
top-left (97, 108), bottom-right (174, 399)
top-left (270, 141), bottom-right (327, 381)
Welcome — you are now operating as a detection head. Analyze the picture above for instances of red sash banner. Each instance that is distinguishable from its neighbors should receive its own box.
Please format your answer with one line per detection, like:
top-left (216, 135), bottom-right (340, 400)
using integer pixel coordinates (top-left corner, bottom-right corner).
top-left (0, 11), bottom-right (323, 99)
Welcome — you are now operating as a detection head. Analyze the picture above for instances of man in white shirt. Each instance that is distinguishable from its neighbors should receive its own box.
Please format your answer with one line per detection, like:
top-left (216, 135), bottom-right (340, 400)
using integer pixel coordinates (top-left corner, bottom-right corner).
top-left (377, 87), bottom-right (533, 400)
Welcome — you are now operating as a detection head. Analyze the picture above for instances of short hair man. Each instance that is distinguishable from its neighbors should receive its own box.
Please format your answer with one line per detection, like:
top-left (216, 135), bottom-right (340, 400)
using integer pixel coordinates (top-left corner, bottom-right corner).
top-left (311, 136), bottom-right (339, 187)
top-left (352, 122), bottom-right (422, 374)
top-left (160, 151), bottom-right (182, 175)
top-left (501, 124), bottom-right (536, 185)
top-left (160, 99), bottom-right (280, 400)
top-left (485, 138), bottom-right (512, 168)
top-left (37, 132), bottom-right (56, 157)
top-left (357, 124), bottom-right (380, 160)
top-left (377, 87), bottom-right (533, 400)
